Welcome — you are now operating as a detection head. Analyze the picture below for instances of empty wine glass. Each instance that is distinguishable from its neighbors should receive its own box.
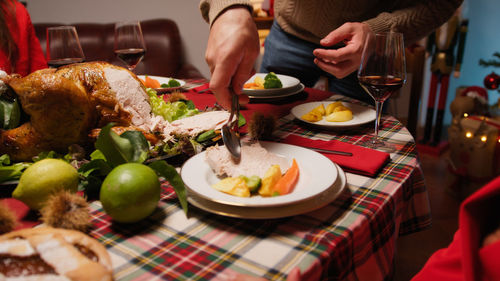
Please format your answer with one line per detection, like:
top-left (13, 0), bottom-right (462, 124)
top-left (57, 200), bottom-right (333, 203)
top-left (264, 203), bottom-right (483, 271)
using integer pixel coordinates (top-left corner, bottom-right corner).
top-left (46, 26), bottom-right (85, 68)
top-left (114, 21), bottom-right (146, 71)
top-left (358, 32), bottom-right (406, 152)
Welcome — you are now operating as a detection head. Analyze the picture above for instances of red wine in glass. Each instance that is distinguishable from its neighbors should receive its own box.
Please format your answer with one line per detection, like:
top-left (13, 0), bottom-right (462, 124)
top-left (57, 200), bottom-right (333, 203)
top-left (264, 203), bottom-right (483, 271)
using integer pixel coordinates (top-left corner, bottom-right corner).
top-left (46, 26), bottom-right (85, 68)
top-left (47, 57), bottom-right (84, 68)
top-left (114, 21), bottom-right (146, 71)
top-left (358, 75), bottom-right (404, 102)
top-left (357, 32), bottom-right (406, 152)
top-left (115, 48), bottom-right (145, 70)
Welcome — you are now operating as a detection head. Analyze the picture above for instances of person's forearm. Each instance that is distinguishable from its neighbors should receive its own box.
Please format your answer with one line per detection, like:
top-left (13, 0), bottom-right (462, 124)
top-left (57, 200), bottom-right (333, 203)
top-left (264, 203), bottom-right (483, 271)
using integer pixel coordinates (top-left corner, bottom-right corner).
top-left (199, 0), bottom-right (253, 26)
top-left (363, 0), bottom-right (463, 45)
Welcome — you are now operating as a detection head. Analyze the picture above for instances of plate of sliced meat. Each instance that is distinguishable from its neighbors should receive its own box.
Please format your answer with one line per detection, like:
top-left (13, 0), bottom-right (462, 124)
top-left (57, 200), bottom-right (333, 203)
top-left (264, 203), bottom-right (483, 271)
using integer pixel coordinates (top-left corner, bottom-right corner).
top-left (181, 141), bottom-right (338, 207)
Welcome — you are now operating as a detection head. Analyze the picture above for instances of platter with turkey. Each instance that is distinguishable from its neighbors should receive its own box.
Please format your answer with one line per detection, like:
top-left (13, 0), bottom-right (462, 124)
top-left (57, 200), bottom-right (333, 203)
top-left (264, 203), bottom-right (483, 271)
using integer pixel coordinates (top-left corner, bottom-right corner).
top-left (0, 62), bottom-right (231, 195)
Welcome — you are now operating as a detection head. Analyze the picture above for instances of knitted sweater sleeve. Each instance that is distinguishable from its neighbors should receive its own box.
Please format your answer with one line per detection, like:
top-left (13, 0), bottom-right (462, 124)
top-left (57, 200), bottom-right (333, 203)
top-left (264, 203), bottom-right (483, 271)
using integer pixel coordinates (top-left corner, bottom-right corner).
top-left (363, 0), bottom-right (463, 45)
top-left (199, 0), bottom-right (253, 26)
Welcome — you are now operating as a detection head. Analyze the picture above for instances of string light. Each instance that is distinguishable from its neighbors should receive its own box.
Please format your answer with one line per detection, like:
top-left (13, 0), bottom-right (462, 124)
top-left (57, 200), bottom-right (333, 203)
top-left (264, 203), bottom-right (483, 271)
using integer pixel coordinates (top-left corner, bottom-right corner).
top-left (465, 132), bottom-right (473, 138)
top-left (463, 113), bottom-right (469, 118)
top-left (480, 136), bottom-right (487, 142)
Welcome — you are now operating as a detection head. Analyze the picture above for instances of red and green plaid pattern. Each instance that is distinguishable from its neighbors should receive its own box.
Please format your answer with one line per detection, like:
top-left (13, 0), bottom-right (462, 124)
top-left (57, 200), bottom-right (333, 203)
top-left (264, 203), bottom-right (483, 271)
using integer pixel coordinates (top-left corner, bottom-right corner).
top-left (86, 93), bottom-right (431, 281)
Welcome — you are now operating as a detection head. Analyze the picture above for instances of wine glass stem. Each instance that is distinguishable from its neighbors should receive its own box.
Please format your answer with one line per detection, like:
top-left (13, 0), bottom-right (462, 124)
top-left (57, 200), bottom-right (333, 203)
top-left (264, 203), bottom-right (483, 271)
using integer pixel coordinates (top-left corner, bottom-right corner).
top-left (373, 100), bottom-right (384, 144)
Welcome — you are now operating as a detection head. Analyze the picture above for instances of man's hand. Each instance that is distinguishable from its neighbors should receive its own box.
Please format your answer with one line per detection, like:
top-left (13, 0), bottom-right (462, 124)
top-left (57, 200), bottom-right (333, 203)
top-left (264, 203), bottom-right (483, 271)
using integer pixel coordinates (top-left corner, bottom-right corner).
top-left (313, 22), bottom-right (373, 79)
top-left (205, 6), bottom-right (260, 109)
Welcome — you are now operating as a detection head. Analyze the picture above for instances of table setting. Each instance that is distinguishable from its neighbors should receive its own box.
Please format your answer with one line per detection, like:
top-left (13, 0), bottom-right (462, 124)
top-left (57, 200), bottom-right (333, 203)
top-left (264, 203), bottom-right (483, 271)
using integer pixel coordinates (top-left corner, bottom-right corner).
top-left (0, 31), bottom-right (431, 281)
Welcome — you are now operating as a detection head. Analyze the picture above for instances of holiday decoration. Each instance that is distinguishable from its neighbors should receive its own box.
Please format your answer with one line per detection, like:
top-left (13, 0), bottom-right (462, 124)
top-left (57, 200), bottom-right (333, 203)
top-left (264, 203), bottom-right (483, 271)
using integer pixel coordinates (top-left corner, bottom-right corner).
top-left (483, 72), bottom-right (499, 90)
top-left (479, 52), bottom-right (500, 93)
top-left (421, 7), bottom-right (468, 147)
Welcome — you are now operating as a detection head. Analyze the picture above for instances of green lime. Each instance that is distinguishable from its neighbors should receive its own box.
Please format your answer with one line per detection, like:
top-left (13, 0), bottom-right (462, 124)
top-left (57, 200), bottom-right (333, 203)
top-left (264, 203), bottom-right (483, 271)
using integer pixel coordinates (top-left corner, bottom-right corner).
top-left (100, 163), bottom-right (160, 223)
top-left (12, 159), bottom-right (79, 210)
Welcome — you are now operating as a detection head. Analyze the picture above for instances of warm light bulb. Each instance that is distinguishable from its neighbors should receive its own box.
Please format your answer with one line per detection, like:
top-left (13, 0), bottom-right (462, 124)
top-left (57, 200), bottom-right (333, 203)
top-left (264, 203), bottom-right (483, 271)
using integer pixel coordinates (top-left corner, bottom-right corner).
top-left (463, 113), bottom-right (469, 118)
top-left (480, 136), bottom-right (487, 142)
top-left (465, 132), bottom-right (473, 138)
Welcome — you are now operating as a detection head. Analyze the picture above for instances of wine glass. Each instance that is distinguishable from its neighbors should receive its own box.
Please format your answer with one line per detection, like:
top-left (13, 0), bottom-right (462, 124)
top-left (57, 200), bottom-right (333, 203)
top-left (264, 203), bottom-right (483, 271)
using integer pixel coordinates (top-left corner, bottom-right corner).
top-left (114, 21), bottom-right (146, 71)
top-left (46, 26), bottom-right (85, 68)
top-left (358, 32), bottom-right (406, 152)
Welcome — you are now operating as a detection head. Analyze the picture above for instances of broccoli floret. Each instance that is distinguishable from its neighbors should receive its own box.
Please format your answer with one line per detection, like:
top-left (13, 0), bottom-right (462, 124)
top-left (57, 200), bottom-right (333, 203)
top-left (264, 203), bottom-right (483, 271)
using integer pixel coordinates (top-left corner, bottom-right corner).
top-left (168, 79), bottom-right (181, 87)
top-left (160, 79), bottom-right (181, 88)
top-left (263, 72), bottom-right (282, 89)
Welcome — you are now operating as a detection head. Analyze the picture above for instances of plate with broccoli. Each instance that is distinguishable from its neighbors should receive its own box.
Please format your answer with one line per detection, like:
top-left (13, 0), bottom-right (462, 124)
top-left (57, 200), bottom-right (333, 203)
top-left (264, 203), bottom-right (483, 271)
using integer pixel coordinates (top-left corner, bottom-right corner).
top-left (243, 73), bottom-right (300, 96)
top-left (138, 75), bottom-right (186, 93)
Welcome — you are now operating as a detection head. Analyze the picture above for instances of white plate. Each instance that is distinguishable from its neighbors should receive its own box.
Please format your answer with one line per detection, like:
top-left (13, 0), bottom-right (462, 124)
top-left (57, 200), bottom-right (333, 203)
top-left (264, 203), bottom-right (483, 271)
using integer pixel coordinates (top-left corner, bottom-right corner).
top-left (243, 73), bottom-right (300, 96)
top-left (247, 83), bottom-right (305, 100)
top-left (138, 75), bottom-right (186, 93)
top-left (181, 142), bottom-right (337, 207)
top-left (187, 162), bottom-right (346, 219)
top-left (291, 101), bottom-right (376, 128)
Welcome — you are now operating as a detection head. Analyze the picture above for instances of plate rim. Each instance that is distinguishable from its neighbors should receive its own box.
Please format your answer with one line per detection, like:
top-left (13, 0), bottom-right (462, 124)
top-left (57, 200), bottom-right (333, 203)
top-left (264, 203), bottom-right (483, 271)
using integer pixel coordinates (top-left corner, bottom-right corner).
top-left (186, 163), bottom-right (346, 219)
top-left (291, 101), bottom-right (376, 128)
top-left (181, 141), bottom-right (338, 207)
top-left (246, 83), bottom-right (305, 99)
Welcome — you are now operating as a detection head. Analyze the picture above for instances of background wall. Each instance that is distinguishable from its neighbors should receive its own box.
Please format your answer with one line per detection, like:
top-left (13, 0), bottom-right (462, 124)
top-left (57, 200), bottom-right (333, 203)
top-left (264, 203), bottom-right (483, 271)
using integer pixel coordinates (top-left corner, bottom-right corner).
top-left (26, 0), bottom-right (212, 79)
top-left (418, 0), bottom-right (500, 128)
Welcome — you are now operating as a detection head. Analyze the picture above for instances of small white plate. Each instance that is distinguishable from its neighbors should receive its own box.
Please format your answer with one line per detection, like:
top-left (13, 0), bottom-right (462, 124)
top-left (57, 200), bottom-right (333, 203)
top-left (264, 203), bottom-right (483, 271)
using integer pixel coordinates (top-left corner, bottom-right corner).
top-left (247, 83), bottom-right (305, 100)
top-left (187, 162), bottom-right (346, 219)
top-left (291, 101), bottom-right (376, 128)
top-left (243, 73), bottom-right (300, 96)
top-left (138, 75), bottom-right (186, 93)
top-left (181, 142), bottom-right (337, 207)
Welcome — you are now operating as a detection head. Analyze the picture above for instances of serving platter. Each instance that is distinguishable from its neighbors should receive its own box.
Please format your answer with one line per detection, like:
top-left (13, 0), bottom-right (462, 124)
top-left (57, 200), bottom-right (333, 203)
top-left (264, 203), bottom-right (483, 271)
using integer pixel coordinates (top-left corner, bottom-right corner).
top-left (137, 75), bottom-right (186, 93)
top-left (291, 101), bottom-right (376, 128)
top-left (181, 141), bottom-right (337, 207)
top-left (187, 162), bottom-right (346, 219)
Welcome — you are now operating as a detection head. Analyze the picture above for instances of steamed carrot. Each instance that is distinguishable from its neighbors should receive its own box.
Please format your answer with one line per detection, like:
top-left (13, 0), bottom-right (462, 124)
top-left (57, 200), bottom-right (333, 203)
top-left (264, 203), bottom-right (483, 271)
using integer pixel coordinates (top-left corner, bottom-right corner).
top-left (272, 158), bottom-right (299, 196)
top-left (145, 76), bottom-right (161, 88)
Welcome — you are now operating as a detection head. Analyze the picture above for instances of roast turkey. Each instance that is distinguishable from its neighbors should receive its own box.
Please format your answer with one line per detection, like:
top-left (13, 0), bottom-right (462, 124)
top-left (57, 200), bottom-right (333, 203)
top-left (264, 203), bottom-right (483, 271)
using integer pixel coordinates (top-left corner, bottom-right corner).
top-left (0, 62), bottom-right (156, 161)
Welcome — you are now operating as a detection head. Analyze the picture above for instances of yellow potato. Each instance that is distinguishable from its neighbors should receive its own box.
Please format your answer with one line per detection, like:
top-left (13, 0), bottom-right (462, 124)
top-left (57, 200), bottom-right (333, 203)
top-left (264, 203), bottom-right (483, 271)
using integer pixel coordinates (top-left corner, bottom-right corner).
top-left (325, 110), bottom-right (353, 122)
top-left (326, 101), bottom-right (344, 115)
top-left (259, 165), bottom-right (282, 197)
top-left (311, 104), bottom-right (326, 116)
top-left (212, 177), bottom-right (250, 197)
top-left (301, 111), bottom-right (323, 122)
top-left (333, 105), bottom-right (350, 112)
top-left (254, 76), bottom-right (265, 88)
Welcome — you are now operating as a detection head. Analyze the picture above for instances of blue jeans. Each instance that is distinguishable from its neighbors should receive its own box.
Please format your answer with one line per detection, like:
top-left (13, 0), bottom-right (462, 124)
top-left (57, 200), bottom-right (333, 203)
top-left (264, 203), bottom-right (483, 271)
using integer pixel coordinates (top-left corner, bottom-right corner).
top-left (260, 21), bottom-right (373, 105)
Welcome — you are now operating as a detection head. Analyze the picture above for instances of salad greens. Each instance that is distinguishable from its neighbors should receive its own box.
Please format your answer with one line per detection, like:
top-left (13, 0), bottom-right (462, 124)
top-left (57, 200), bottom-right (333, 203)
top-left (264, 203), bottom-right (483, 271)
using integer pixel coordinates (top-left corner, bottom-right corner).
top-left (0, 96), bottom-right (21, 129)
top-left (147, 88), bottom-right (198, 122)
top-left (79, 123), bottom-right (188, 214)
top-left (0, 154), bottom-right (30, 183)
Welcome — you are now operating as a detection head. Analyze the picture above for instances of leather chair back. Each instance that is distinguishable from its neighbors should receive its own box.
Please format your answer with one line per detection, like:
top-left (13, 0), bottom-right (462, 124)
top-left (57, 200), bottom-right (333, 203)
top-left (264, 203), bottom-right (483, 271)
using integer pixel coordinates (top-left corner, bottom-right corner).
top-left (34, 19), bottom-right (204, 79)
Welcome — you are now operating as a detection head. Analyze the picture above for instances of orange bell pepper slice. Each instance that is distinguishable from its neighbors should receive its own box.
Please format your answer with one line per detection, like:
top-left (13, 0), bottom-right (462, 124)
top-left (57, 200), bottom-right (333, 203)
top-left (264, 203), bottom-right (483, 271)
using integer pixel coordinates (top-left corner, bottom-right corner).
top-left (272, 158), bottom-right (299, 196)
top-left (144, 76), bottom-right (161, 88)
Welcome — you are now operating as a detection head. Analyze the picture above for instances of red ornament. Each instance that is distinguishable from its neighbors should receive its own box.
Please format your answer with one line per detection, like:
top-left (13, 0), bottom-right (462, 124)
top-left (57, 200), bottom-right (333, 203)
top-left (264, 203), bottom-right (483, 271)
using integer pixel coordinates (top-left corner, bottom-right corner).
top-left (483, 72), bottom-right (500, 90)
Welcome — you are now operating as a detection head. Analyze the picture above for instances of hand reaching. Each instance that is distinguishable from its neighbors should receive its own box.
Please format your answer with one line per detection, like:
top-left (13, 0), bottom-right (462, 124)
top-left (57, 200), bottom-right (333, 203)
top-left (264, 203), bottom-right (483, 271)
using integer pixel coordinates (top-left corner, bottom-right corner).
top-left (313, 22), bottom-right (374, 79)
top-left (205, 7), bottom-right (260, 109)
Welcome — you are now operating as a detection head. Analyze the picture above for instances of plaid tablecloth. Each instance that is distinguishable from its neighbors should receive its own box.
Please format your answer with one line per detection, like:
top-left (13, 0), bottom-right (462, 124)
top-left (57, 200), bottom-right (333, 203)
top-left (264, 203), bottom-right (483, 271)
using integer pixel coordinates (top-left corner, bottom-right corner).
top-left (86, 87), bottom-right (431, 281)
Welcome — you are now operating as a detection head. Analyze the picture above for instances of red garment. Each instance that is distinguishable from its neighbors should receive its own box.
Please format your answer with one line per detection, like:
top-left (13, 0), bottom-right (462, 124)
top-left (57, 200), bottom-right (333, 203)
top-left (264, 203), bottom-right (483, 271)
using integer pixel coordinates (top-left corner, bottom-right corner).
top-left (0, 0), bottom-right (47, 76)
top-left (411, 176), bottom-right (500, 281)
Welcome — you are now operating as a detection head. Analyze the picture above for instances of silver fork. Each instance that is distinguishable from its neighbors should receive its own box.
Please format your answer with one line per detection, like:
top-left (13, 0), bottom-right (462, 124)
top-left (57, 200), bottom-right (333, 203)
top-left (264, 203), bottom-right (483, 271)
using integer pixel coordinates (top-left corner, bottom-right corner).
top-left (221, 89), bottom-right (241, 160)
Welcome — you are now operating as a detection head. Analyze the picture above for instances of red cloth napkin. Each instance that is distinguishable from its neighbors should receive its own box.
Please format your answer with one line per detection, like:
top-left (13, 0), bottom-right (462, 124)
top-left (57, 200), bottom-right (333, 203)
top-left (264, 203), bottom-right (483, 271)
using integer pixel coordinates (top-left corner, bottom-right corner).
top-left (282, 134), bottom-right (390, 177)
top-left (191, 83), bottom-right (211, 94)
